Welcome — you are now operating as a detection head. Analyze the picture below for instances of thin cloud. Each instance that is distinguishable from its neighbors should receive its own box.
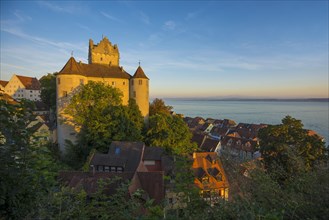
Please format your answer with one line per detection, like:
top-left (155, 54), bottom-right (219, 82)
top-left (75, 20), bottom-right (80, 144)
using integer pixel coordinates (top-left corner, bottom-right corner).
top-left (1, 27), bottom-right (86, 53)
top-left (139, 11), bottom-right (150, 25)
top-left (100, 11), bottom-right (123, 23)
top-left (76, 23), bottom-right (92, 32)
top-left (37, 1), bottom-right (85, 14)
top-left (163, 20), bottom-right (176, 31)
top-left (185, 11), bottom-right (202, 21)
top-left (13, 10), bottom-right (32, 22)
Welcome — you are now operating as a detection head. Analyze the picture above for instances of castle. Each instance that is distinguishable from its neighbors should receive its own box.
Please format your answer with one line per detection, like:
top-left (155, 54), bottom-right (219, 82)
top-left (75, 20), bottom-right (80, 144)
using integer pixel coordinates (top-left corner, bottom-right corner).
top-left (56, 36), bottom-right (149, 151)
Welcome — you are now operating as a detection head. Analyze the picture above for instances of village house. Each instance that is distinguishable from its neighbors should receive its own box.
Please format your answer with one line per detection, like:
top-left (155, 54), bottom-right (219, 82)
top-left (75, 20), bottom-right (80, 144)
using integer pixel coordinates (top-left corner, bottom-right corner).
top-left (192, 152), bottom-right (229, 205)
top-left (59, 141), bottom-right (173, 204)
top-left (2, 74), bottom-right (41, 101)
top-left (220, 136), bottom-right (259, 161)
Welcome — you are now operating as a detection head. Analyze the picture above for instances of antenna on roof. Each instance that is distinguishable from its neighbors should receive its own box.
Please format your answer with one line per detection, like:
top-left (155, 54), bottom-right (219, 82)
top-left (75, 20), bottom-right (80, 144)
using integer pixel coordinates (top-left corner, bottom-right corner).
top-left (71, 51), bottom-right (74, 57)
top-left (138, 60), bottom-right (141, 66)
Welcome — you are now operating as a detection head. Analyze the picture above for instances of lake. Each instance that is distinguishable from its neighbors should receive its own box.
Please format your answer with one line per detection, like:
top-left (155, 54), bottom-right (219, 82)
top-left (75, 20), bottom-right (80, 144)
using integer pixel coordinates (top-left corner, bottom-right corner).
top-left (163, 99), bottom-right (329, 144)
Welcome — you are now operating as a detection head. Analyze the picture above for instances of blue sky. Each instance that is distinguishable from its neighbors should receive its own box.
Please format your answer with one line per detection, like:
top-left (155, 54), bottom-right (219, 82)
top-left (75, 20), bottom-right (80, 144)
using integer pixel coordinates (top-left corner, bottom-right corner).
top-left (1, 1), bottom-right (328, 98)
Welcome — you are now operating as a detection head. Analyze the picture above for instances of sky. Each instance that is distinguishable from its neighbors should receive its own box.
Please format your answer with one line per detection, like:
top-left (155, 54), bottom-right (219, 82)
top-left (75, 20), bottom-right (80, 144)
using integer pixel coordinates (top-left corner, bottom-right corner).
top-left (1, 1), bottom-right (328, 99)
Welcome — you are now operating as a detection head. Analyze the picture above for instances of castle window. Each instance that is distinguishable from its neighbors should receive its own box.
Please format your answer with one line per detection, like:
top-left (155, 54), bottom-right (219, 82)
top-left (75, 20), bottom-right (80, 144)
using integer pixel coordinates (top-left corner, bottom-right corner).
top-left (139, 80), bottom-right (142, 85)
top-left (58, 78), bottom-right (60, 85)
top-left (63, 91), bottom-right (68, 97)
top-left (112, 81), bottom-right (115, 86)
top-left (123, 81), bottom-right (125, 85)
top-left (100, 57), bottom-right (103, 61)
top-left (131, 80), bottom-right (134, 86)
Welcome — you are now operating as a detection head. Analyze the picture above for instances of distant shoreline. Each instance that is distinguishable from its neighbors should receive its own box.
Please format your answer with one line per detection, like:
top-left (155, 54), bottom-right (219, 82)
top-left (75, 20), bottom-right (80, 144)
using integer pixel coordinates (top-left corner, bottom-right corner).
top-left (162, 98), bottom-right (329, 102)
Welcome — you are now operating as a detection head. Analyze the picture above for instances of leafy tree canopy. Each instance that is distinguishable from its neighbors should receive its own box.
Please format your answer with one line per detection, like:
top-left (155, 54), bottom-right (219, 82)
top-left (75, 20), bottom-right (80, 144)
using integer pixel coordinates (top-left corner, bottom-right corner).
top-left (145, 113), bottom-right (197, 156)
top-left (39, 73), bottom-right (57, 111)
top-left (149, 98), bottom-right (173, 116)
top-left (258, 115), bottom-right (326, 179)
top-left (63, 81), bottom-right (144, 168)
top-left (0, 99), bottom-right (63, 218)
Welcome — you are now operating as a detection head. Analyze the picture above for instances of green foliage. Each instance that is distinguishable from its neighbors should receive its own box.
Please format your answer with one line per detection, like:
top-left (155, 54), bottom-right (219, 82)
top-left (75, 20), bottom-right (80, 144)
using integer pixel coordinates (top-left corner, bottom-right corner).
top-left (149, 98), bottom-right (173, 116)
top-left (39, 73), bottom-right (57, 111)
top-left (259, 115), bottom-right (326, 181)
top-left (64, 81), bottom-right (144, 169)
top-left (37, 177), bottom-right (159, 219)
top-left (0, 99), bottom-right (62, 219)
top-left (145, 114), bottom-right (197, 155)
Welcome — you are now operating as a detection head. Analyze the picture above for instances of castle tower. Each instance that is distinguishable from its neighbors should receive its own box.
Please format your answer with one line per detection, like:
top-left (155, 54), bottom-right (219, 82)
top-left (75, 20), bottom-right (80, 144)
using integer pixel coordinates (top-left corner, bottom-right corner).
top-left (88, 36), bottom-right (120, 66)
top-left (130, 65), bottom-right (149, 119)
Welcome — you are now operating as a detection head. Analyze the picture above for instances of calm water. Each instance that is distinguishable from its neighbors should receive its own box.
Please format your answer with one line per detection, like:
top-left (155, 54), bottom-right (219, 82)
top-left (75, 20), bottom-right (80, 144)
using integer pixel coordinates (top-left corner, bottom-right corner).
top-left (164, 99), bottom-right (329, 144)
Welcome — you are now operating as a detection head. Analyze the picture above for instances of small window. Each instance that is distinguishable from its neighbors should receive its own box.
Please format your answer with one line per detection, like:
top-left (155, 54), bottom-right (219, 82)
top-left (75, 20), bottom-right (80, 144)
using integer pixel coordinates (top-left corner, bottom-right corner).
top-left (100, 57), bottom-right (103, 61)
top-left (30, 90), bottom-right (33, 93)
top-left (63, 91), bottom-right (68, 97)
top-left (112, 81), bottom-right (115, 86)
top-left (30, 95), bottom-right (33, 97)
top-left (111, 167), bottom-right (116, 172)
top-left (139, 80), bottom-right (142, 85)
top-left (123, 81), bottom-right (125, 85)
top-left (104, 166), bottom-right (110, 172)
top-left (117, 167), bottom-right (123, 173)
top-left (58, 78), bottom-right (60, 84)
top-left (131, 80), bottom-right (134, 86)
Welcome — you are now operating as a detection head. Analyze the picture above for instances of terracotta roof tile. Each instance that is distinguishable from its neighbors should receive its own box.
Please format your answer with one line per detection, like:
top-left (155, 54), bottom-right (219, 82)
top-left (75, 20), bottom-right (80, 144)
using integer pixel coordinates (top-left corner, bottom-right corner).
top-left (132, 66), bottom-right (149, 79)
top-left (16, 75), bottom-right (40, 90)
top-left (58, 57), bottom-right (131, 79)
top-left (0, 80), bottom-right (8, 87)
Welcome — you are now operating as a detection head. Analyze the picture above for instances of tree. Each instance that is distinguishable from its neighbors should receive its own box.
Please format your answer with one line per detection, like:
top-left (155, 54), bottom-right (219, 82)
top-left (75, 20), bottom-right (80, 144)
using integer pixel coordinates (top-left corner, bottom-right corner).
top-left (39, 73), bottom-right (57, 111)
top-left (63, 81), bottom-right (144, 167)
top-left (145, 113), bottom-right (197, 155)
top-left (149, 98), bottom-right (173, 116)
top-left (258, 115), bottom-right (326, 180)
top-left (0, 99), bottom-right (62, 218)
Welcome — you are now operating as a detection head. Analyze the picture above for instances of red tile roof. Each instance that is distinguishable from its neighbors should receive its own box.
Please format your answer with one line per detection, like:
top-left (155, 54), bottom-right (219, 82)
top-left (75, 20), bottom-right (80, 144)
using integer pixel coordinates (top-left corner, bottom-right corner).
top-left (132, 66), bottom-right (149, 79)
top-left (16, 75), bottom-right (40, 90)
top-left (58, 57), bottom-right (131, 79)
top-left (0, 80), bottom-right (8, 87)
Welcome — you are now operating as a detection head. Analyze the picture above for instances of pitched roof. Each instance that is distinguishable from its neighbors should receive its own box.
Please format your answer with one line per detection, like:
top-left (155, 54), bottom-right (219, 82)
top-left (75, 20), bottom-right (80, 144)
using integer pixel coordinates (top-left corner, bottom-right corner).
top-left (0, 80), bottom-right (8, 87)
top-left (16, 75), bottom-right (40, 90)
top-left (201, 138), bottom-right (220, 152)
top-left (192, 152), bottom-right (229, 190)
top-left (0, 92), bottom-right (19, 105)
top-left (137, 171), bottom-right (165, 204)
top-left (191, 133), bottom-right (206, 147)
top-left (58, 57), bottom-right (131, 79)
top-left (132, 66), bottom-right (149, 79)
top-left (107, 141), bottom-right (145, 172)
top-left (90, 153), bottom-right (127, 167)
top-left (58, 171), bottom-right (134, 195)
top-left (143, 146), bottom-right (164, 160)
